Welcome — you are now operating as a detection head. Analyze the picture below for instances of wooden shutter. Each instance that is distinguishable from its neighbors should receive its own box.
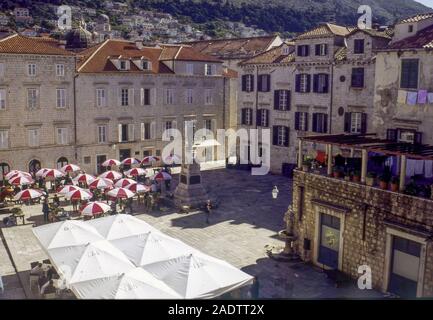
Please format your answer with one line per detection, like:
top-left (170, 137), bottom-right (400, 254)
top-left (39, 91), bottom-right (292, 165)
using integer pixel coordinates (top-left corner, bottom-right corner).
top-left (266, 75), bottom-right (271, 92)
top-left (361, 113), bottom-right (367, 134)
top-left (324, 44), bottom-right (328, 55)
top-left (304, 113), bottom-right (309, 131)
top-left (312, 113), bottom-right (318, 132)
top-left (273, 126), bottom-right (278, 145)
top-left (386, 129), bottom-right (397, 141)
top-left (324, 74), bottom-right (329, 93)
top-left (306, 75), bottom-right (311, 92)
top-left (295, 75), bottom-right (301, 92)
top-left (274, 90), bottom-right (280, 110)
top-left (415, 132), bottom-right (423, 144)
top-left (287, 91), bottom-right (291, 110)
top-left (344, 112), bottom-right (351, 133)
top-left (117, 88), bottom-right (121, 106)
top-left (241, 75), bottom-right (247, 92)
top-left (258, 75), bottom-right (263, 92)
top-left (140, 123), bottom-right (145, 141)
top-left (297, 46), bottom-right (302, 56)
top-left (265, 110), bottom-right (269, 127)
top-left (284, 127), bottom-right (289, 147)
top-left (128, 124), bottom-right (134, 141)
top-left (295, 112), bottom-right (300, 130)
top-left (150, 121), bottom-right (156, 139)
top-left (323, 114), bottom-right (328, 133)
top-left (118, 124), bottom-right (122, 142)
top-left (256, 109), bottom-right (262, 126)
top-left (313, 74), bottom-right (319, 93)
top-left (250, 75), bottom-right (254, 92)
top-left (241, 108), bottom-right (246, 125)
top-left (315, 44), bottom-right (320, 56)
top-left (401, 59), bottom-right (419, 89)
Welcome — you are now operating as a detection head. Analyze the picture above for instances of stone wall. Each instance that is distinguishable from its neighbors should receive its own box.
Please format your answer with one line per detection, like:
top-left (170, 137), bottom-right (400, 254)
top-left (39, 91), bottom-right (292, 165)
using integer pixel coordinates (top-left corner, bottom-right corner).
top-left (292, 169), bottom-right (433, 297)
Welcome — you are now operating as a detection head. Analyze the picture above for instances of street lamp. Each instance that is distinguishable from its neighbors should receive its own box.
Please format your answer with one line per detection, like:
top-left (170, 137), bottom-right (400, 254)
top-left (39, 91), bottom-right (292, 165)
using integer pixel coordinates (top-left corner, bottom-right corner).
top-left (272, 186), bottom-right (279, 199)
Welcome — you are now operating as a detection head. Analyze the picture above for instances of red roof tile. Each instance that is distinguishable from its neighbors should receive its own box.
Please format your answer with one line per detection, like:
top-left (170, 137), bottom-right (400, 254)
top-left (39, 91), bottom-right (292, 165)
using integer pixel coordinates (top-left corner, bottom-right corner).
top-left (388, 24), bottom-right (433, 50)
top-left (0, 34), bottom-right (73, 56)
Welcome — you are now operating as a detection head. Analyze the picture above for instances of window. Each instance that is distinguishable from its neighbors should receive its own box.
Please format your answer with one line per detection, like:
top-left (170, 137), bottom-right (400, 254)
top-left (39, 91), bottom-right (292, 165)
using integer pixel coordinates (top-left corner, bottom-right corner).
top-left (27, 88), bottom-right (38, 109)
top-left (401, 59), bottom-right (419, 89)
top-left (241, 108), bottom-right (253, 125)
top-left (56, 88), bottom-right (66, 108)
top-left (295, 112), bottom-right (309, 131)
top-left (96, 88), bottom-right (107, 107)
top-left (165, 88), bottom-right (174, 105)
top-left (56, 64), bottom-right (65, 76)
top-left (312, 113), bottom-right (328, 133)
top-left (27, 64), bottom-right (36, 76)
top-left (204, 119), bottom-right (212, 131)
top-left (84, 156), bottom-right (91, 164)
top-left (186, 88), bottom-right (193, 104)
top-left (257, 109), bottom-right (269, 127)
top-left (282, 46), bottom-right (291, 55)
top-left (141, 60), bottom-right (150, 70)
top-left (408, 25), bottom-right (414, 33)
top-left (0, 63), bottom-right (4, 77)
top-left (141, 122), bottom-right (151, 140)
top-left (97, 125), bottom-right (107, 143)
top-left (297, 45), bottom-right (310, 57)
top-left (273, 126), bottom-right (289, 147)
top-left (315, 44), bottom-right (328, 56)
top-left (205, 89), bottom-right (213, 105)
top-left (344, 112), bottom-right (367, 134)
top-left (121, 88), bottom-right (129, 106)
top-left (258, 74), bottom-right (270, 92)
top-left (296, 74), bottom-right (311, 93)
top-left (28, 128), bottom-right (40, 147)
top-left (118, 123), bottom-right (134, 142)
top-left (313, 74), bottom-right (329, 93)
top-left (351, 68), bottom-right (365, 88)
top-left (186, 63), bottom-right (194, 75)
top-left (119, 60), bottom-right (128, 70)
top-left (0, 88), bottom-right (6, 110)
top-left (354, 39), bottom-right (365, 54)
top-left (56, 128), bottom-right (68, 145)
top-left (274, 90), bottom-right (290, 110)
top-left (140, 88), bottom-right (151, 106)
top-left (205, 64), bottom-right (215, 76)
top-left (0, 130), bottom-right (8, 149)
top-left (242, 74), bottom-right (254, 92)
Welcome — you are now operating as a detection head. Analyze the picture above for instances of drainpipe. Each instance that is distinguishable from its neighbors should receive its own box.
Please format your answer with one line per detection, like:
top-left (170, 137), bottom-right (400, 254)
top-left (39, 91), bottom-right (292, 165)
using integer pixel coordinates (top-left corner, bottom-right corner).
top-left (329, 62), bottom-right (334, 134)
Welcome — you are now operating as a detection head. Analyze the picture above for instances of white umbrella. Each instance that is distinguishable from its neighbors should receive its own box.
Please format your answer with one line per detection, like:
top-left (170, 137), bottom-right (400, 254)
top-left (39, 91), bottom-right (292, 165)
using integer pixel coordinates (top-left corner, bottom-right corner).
top-left (81, 201), bottom-right (111, 216)
top-left (14, 188), bottom-right (43, 201)
top-left (120, 158), bottom-right (140, 166)
top-left (5, 170), bottom-right (32, 180)
top-left (110, 231), bottom-right (195, 267)
top-left (35, 168), bottom-right (50, 178)
top-left (57, 185), bottom-right (80, 195)
top-left (61, 164), bottom-right (81, 173)
top-left (143, 253), bottom-right (254, 299)
top-left (42, 169), bottom-right (64, 179)
top-left (126, 183), bottom-right (151, 194)
top-left (102, 159), bottom-right (121, 167)
top-left (86, 214), bottom-right (159, 240)
top-left (140, 156), bottom-right (159, 166)
top-left (72, 173), bottom-right (96, 186)
top-left (88, 178), bottom-right (114, 190)
top-left (106, 187), bottom-right (135, 199)
top-left (114, 178), bottom-right (136, 188)
top-left (124, 168), bottom-right (147, 177)
top-left (71, 267), bottom-right (182, 299)
top-left (151, 172), bottom-right (172, 181)
top-left (65, 188), bottom-right (93, 201)
top-left (164, 154), bottom-right (181, 165)
top-left (9, 175), bottom-right (34, 186)
top-left (99, 170), bottom-right (122, 181)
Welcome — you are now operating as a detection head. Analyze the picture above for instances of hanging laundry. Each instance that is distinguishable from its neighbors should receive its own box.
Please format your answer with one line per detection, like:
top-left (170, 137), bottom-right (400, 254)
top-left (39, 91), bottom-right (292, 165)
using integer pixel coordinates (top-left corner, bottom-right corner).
top-left (397, 90), bottom-right (407, 104)
top-left (414, 160), bottom-right (424, 175)
top-left (406, 159), bottom-right (416, 177)
top-left (417, 90), bottom-right (428, 104)
top-left (425, 160), bottom-right (433, 178)
top-left (428, 93), bottom-right (433, 104)
top-left (407, 92), bottom-right (418, 105)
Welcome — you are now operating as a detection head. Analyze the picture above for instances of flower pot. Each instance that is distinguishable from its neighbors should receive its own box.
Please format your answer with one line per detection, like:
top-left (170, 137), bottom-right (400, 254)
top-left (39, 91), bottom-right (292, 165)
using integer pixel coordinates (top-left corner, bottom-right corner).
top-left (379, 181), bottom-right (388, 190)
top-left (390, 183), bottom-right (399, 192)
top-left (365, 177), bottom-right (374, 187)
top-left (353, 175), bottom-right (361, 183)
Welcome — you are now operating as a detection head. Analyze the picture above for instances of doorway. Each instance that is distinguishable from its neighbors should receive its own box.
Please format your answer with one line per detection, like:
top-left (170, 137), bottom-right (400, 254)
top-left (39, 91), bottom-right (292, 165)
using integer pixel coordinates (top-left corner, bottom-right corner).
top-left (318, 213), bottom-right (341, 269)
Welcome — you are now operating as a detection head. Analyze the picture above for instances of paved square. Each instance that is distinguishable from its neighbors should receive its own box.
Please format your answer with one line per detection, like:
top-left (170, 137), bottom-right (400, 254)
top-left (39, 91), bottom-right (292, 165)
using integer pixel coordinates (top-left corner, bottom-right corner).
top-left (0, 168), bottom-right (383, 299)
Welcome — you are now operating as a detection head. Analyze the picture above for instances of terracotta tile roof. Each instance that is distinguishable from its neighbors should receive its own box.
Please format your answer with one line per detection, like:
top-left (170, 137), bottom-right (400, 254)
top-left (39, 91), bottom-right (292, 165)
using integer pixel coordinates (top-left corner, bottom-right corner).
top-left (159, 45), bottom-right (221, 62)
top-left (0, 34), bottom-right (73, 56)
top-left (388, 24), bottom-right (433, 50)
top-left (334, 47), bottom-right (347, 61)
top-left (184, 35), bottom-right (279, 59)
top-left (223, 68), bottom-right (238, 78)
top-left (77, 39), bottom-right (173, 74)
top-left (240, 44), bottom-right (295, 65)
top-left (296, 23), bottom-right (354, 40)
top-left (348, 28), bottom-right (393, 40)
top-left (399, 13), bottom-right (433, 24)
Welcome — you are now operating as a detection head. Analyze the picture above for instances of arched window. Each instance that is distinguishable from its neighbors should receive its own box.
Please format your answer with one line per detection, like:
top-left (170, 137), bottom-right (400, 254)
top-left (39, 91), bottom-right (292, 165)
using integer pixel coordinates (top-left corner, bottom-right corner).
top-left (0, 162), bottom-right (10, 186)
top-left (29, 159), bottom-right (41, 175)
top-left (56, 157), bottom-right (68, 170)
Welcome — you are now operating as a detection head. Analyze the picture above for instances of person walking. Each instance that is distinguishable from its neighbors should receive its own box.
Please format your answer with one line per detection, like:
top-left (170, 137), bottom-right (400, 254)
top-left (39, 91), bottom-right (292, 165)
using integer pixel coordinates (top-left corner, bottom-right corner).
top-left (42, 198), bottom-right (50, 222)
top-left (205, 200), bottom-right (212, 224)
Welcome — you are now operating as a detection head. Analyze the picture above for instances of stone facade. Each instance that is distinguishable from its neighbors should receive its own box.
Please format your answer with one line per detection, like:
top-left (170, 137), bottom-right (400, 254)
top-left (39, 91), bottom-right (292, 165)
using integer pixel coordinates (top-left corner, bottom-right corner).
top-left (292, 170), bottom-right (433, 297)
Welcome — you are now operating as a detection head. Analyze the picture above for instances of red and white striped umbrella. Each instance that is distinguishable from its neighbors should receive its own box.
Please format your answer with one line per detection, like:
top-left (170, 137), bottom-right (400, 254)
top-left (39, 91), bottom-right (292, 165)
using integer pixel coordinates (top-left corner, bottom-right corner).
top-left (106, 187), bottom-right (135, 199)
top-left (164, 154), bottom-right (181, 164)
top-left (126, 183), bottom-right (151, 194)
top-left (14, 189), bottom-right (43, 201)
top-left (9, 175), bottom-right (34, 186)
top-left (80, 201), bottom-right (111, 216)
top-left (61, 164), bottom-right (81, 173)
top-left (121, 157), bottom-right (140, 166)
top-left (57, 185), bottom-right (80, 195)
top-left (35, 168), bottom-right (50, 178)
top-left (89, 178), bottom-right (114, 190)
top-left (140, 156), bottom-right (159, 165)
top-left (5, 170), bottom-right (32, 180)
top-left (73, 173), bottom-right (96, 185)
top-left (152, 171), bottom-right (172, 181)
top-left (98, 170), bottom-right (122, 181)
top-left (42, 169), bottom-right (64, 179)
top-left (101, 159), bottom-right (121, 167)
top-left (114, 178), bottom-right (136, 188)
top-left (65, 188), bottom-right (93, 201)
top-left (124, 168), bottom-right (147, 177)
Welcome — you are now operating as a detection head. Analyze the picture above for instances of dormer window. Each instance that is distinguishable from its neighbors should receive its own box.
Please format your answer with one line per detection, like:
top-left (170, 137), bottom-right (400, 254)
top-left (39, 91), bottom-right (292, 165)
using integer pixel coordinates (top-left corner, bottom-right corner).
top-left (282, 46), bottom-right (290, 55)
top-left (142, 60), bottom-right (151, 70)
top-left (120, 60), bottom-right (127, 70)
top-left (408, 25), bottom-right (414, 33)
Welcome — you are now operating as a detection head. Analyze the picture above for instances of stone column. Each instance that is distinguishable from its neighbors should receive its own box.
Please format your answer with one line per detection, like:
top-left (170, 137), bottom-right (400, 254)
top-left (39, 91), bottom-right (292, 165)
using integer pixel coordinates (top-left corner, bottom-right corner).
top-left (399, 155), bottom-right (406, 192)
top-left (297, 139), bottom-right (303, 168)
top-left (361, 149), bottom-right (368, 184)
top-left (327, 144), bottom-right (333, 176)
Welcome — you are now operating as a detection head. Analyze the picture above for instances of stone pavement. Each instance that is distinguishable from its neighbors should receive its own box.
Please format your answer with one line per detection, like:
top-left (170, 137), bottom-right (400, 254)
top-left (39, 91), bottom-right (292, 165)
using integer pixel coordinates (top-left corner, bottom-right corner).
top-left (0, 168), bottom-right (384, 299)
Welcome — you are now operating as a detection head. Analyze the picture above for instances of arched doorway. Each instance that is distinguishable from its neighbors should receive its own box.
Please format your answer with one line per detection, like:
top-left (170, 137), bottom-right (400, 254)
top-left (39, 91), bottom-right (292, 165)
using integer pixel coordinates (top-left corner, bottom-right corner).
top-left (56, 157), bottom-right (68, 170)
top-left (0, 162), bottom-right (10, 186)
top-left (29, 159), bottom-right (41, 175)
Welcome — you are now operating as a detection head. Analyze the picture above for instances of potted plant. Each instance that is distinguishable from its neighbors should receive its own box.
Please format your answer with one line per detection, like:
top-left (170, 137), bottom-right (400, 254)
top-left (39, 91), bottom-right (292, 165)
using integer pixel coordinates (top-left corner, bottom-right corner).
top-left (390, 176), bottom-right (399, 192)
top-left (366, 172), bottom-right (376, 186)
top-left (379, 174), bottom-right (390, 190)
top-left (352, 170), bottom-right (361, 183)
top-left (302, 157), bottom-right (313, 172)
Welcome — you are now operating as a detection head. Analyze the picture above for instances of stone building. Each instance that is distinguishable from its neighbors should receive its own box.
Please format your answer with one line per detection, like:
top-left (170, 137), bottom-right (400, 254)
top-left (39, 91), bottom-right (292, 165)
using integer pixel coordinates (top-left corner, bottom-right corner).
top-left (75, 39), bottom-right (235, 174)
top-left (0, 34), bottom-right (76, 182)
top-left (373, 14), bottom-right (433, 145)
